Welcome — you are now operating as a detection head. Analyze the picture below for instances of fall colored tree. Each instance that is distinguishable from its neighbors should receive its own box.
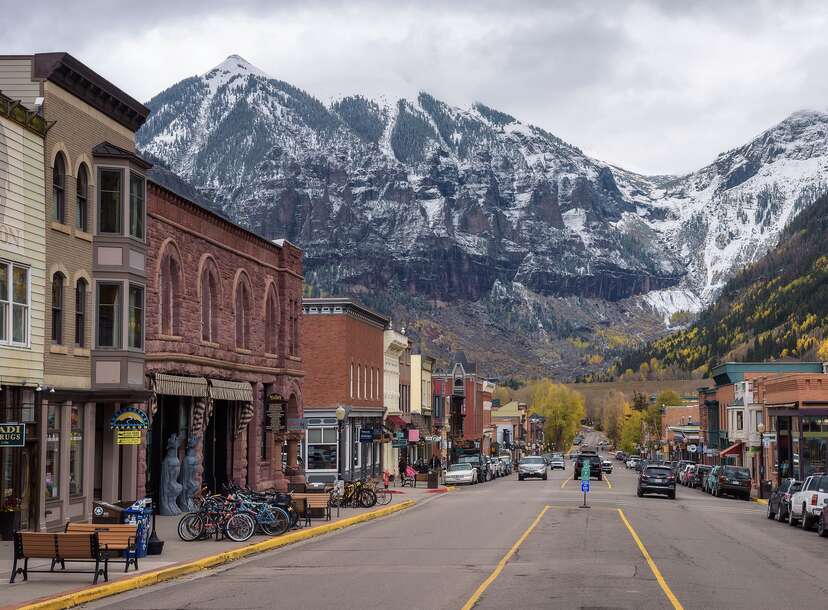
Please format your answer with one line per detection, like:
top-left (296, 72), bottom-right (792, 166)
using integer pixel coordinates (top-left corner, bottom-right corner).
top-left (529, 379), bottom-right (586, 451)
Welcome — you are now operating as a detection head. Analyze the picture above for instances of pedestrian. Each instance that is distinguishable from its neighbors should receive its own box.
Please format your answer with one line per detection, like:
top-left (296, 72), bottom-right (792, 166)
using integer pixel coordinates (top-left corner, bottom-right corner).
top-left (398, 456), bottom-right (406, 484)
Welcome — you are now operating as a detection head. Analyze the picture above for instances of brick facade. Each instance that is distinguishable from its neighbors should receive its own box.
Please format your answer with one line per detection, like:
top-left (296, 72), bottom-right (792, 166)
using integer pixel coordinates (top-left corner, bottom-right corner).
top-left (140, 182), bottom-right (304, 494)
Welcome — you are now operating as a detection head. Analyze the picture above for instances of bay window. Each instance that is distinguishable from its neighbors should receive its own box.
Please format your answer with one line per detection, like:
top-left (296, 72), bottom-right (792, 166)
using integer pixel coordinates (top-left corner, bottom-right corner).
top-left (306, 427), bottom-right (338, 470)
top-left (128, 284), bottom-right (144, 349)
top-left (96, 283), bottom-right (121, 348)
top-left (0, 261), bottom-right (30, 346)
top-left (129, 173), bottom-right (145, 239)
top-left (98, 168), bottom-right (122, 234)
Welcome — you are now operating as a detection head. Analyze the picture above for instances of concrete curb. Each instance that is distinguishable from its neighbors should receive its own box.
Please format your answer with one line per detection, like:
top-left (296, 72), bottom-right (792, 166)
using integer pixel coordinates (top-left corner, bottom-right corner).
top-left (17, 500), bottom-right (416, 610)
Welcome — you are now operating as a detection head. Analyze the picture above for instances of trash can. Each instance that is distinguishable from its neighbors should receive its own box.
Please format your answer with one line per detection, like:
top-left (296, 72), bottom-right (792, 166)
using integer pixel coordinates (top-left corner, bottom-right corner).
top-left (122, 498), bottom-right (153, 558)
top-left (92, 501), bottom-right (126, 524)
top-left (427, 469), bottom-right (439, 489)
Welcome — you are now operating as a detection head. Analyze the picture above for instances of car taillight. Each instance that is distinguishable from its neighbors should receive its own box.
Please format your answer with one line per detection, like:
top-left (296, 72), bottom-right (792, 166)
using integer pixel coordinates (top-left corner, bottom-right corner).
top-left (812, 494), bottom-right (819, 506)
top-left (719, 476), bottom-right (727, 482)
top-left (668, 475), bottom-right (675, 481)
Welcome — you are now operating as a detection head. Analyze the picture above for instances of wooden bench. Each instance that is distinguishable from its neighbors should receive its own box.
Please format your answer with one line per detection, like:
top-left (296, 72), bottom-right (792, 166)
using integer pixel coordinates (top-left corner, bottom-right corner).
top-left (290, 493), bottom-right (331, 526)
top-left (10, 532), bottom-right (108, 584)
top-left (65, 523), bottom-right (139, 572)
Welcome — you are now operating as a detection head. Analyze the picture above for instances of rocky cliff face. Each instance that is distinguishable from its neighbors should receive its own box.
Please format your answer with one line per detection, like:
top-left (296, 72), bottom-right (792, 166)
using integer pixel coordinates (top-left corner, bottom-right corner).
top-left (137, 56), bottom-right (828, 378)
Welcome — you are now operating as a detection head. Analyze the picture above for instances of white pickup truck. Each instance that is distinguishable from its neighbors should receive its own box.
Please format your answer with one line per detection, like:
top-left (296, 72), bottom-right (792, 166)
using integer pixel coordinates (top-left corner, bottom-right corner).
top-left (788, 473), bottom-right (828, 530)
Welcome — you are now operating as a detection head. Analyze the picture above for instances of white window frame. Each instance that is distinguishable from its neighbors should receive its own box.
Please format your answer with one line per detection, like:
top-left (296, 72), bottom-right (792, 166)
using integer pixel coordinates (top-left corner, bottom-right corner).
top-left (305, 426), bottom-right (338, 471)
top-left (0, 260), bottom-right (31, 347)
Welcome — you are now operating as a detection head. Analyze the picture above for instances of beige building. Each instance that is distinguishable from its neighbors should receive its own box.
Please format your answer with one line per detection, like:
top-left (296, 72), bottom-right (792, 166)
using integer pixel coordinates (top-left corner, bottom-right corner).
top-left (0, 91), bottom-right (47, 533)
top-left (0, 53), bottom-right (150, 531)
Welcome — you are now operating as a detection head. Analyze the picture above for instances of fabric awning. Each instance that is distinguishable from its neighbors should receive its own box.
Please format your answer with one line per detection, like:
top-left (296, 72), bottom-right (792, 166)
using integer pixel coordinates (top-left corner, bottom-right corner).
top-left (208, 379), bottom-right (254, 402)
top-left (720, 441), bottom-right (743, 457)
top-left (386, 415), bottom-right (408, 428)
top-left (153, 373), bottom-right (209, 398)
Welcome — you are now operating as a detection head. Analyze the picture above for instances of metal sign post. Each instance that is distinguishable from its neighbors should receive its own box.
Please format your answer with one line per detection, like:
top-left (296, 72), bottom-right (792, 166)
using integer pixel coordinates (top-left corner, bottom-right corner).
top-left (580, 462), bottom-right (591, 508)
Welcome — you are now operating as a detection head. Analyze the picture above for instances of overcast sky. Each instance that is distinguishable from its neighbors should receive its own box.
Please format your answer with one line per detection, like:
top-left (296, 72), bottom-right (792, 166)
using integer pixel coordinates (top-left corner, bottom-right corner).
top-left (4, 0), bottom-right (828, 174)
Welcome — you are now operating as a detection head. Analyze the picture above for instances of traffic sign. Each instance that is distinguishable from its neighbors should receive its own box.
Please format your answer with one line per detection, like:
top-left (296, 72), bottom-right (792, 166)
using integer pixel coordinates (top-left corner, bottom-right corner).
top-left (581, 480), bottom-right (590, 492)
top-left (688, 444), bottom-right (698, 453)
top-left (581, 462), bottom-right (591, 481)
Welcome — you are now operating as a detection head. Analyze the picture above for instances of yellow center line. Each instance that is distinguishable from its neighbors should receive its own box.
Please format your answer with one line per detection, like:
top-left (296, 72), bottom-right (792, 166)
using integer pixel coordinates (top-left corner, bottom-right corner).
top-left (461, 505), bottom-right (549, 610)
top-left (560, 475), bottom-right (572, 489)
top-left (604, 475), bottom-right (612, 490)
top-left (617, 509), bottom-right (684, 610)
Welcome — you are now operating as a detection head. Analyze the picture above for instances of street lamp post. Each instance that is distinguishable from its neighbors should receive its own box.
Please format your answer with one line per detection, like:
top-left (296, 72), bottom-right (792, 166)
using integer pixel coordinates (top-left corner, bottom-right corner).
top-left (335, 406), bottom-right (347, 481)
top-left (757, 422), bottom-right (766, 499)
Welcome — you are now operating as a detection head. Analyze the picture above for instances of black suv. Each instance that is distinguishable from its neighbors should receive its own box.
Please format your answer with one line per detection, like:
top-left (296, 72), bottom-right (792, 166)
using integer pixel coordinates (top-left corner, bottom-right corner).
top-left (574, 454), bottom-right (603, 480)
top-left (637, 464), bottom-right (676, 498)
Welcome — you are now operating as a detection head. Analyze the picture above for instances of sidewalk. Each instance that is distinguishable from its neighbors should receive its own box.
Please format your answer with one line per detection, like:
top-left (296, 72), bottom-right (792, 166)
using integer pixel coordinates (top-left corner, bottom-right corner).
top-left (0, 486), bottom-right (441, 609)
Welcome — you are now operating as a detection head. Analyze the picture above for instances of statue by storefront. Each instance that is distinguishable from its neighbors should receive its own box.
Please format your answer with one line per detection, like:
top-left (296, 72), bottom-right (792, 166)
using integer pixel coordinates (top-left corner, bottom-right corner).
top-left (177, 435), bottom-right (199, 512)
top-left (159, 434), bottom-right (183, 516)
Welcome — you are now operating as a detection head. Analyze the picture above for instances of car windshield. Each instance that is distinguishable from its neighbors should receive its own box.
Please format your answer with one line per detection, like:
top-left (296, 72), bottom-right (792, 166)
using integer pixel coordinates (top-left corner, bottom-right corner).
top-left (522, 457), bottom-right (545, 464)
top-left (448, 464), bottom-right (472, 472)
top-left (645, 467), bottom-right (671, 477)
top-left (722, 466), bottom-right (751, 480)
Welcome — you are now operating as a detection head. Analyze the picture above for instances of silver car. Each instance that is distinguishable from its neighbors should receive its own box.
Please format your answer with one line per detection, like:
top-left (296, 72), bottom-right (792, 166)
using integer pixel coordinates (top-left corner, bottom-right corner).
top-left (445, 463), bottom-right (478, 485)
top-left (518, 456), bottom-right (548, 481)
top-left (549, 456), bottom-right (566, 470)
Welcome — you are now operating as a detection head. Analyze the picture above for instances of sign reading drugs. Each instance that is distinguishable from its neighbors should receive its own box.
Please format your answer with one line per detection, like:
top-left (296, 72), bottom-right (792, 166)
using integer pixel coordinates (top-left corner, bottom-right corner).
top-left (0, 423), bottom-right (25, 447)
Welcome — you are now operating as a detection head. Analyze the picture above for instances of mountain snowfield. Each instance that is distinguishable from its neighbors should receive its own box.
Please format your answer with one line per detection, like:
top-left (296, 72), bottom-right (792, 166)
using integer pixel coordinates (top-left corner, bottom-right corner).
top-left (138, 55), bottom-right (828, 376)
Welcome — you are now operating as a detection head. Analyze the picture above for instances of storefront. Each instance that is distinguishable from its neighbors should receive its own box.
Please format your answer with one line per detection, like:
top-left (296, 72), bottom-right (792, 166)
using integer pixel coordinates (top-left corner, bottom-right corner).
top-left (0, 389), bottom-right (40, 535)
top-left (770, 410), bottom-right (828, 482)
top-left (304, 409), bottom-right (383, 483)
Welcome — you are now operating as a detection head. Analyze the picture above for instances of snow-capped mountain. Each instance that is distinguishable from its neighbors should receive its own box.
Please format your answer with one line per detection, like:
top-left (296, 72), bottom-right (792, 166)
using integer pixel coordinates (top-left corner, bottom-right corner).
top-left (137, 55), bottom-right (828, 376)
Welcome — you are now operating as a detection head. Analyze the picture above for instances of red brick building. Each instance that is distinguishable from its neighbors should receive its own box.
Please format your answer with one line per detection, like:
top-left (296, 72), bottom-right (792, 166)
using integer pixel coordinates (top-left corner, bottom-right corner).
top-left (301, 297), bottom-right (388, 483)
top-left (138, 182), bottom-right (304, 505)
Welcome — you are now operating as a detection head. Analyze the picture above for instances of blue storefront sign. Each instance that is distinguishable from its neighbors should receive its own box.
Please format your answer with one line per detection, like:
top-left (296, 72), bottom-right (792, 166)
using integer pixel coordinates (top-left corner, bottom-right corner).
top-left (0, 423), bottom-right (25, 447)
top-left (359, 428), bottom-right (375, 443)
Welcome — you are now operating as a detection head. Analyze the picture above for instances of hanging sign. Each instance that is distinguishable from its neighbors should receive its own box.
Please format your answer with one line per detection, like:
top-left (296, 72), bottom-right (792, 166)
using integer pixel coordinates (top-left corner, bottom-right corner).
top-left (359, 428), bottom-right (375, 443)
top-left (0, 423), bottom-right (25, 447)
top-left (688, 444), bottom-right (698, 453)
top-left (116, 430), bottom-right (143, 445)
top-left (110, 406), bottom-right (149, 430)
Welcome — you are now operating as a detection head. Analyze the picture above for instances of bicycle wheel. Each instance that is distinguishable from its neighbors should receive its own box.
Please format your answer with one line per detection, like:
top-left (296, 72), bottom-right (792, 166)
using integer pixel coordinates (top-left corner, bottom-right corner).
top-left (374, 488), bottom-right (392, 506)
top-left (225, 512), bottom-right (256, 542)
top-left (359, 488), bottom-right (377, 508)
top-left (260, 506), bottom-right (290, 536)
top-left (177, 513), bottom-right (204, 541)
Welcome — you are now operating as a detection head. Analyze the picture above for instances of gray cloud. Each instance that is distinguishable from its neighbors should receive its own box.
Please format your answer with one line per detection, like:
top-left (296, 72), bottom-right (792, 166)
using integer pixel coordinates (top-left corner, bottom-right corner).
top-left (3, 0), bottom-right (828, 174)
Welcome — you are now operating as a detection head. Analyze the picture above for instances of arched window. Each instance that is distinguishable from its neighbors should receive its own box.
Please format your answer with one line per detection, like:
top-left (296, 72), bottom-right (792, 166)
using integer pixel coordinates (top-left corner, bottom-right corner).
top-left (235, 279), bottom-right (250, 349)
top-left (159, 251), bottom-right (181, 336)
top-left (200, 265), bottom-right (219, 343)
top-left (53, 153), bottom-right (66, 223)
top-left (51, 272), bottom-right (65, 344)
top-left (264, 285), bottom-right (279, 354)
top-left (75, 278), bottom-right (87, 347)
top-left (76, 164), bottom-right (88, 231)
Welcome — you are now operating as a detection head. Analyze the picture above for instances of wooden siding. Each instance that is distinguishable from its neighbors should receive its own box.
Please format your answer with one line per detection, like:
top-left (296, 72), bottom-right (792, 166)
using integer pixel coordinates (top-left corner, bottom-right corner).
top-left (0, 114), bottom-right (46, 382)
top-left (0, 58), bottom-right (39, 109)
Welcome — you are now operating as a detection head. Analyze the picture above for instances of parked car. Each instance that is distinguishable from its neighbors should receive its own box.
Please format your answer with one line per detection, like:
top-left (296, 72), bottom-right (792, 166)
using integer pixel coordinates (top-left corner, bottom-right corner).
top-left (767, 478), bottom-right (802, 523)
top-left (626, 457), bottom-right (640, 469)
top-left (549, 455), bottom-right (566, 470)
top-left (616, 451), bottom-right (627, 461)
top-left (518, 456), bottom-right (548, 481)
top-left (483, 456), bottom-right (497, 480)
top-left (489, 457), bottom-right (502, 478)
top-left (601, 459), bottom-right (613, 474)
top-left (445, 463), bottom-right (478, 485)
top-left (575, 454), bottom-right (603, 480)
top-left (789, 473), bottom-right (828, 530)
top-left (693, 465), bottom-right (711, 489)
top-left (818, 502), bottom-right (828, 537)
top-left (705, 466), bottom-right (721, 494)
top-left (712, 465), bottom-right (753, 500)
top-left (679, 464), bottom-right (696, 486)
top-left (673, 460), bottom-right (693, 477)
top-left (458, 454), bottom-right (488, 482)
top-left (637, 464), bottom-right (676, 499)
top-left (499, 454), bottom-right (513, 475)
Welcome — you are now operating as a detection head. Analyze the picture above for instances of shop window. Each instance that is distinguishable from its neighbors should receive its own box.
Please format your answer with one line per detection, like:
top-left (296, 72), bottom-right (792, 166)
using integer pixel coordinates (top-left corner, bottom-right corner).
top-left (53, 152), bottom-right (66, 223)
top-left (75, 279), bottom-right (87, 347)
top-left (235, 280), bottom-right (250, 349)
top-left (76, 164), bottom-right (89, 232)
top-left (129, 173), bottom-right (145, 240)
top-left (0, 262), bottom-right (30, 346)
top-left (96, 283), bottom-right (121, 348)
top-left (98, 168), bottom-right (122, 234)
top-left (70, 405), bottom-right (84, 496)
top-left (159, 253), bottom-right (181, 335)
top-left (46, 404), bottom-right (61, 500)
top-left (51, 272), bottom-right (65, 344)
top-left (200, 266), bottom-right (219, 342)
top-left (306, 427), bottom-right (337, 470)
top-left (128, 284), bottom-right (144, 349)
top-left (265, 286), bottom-right (279, 354)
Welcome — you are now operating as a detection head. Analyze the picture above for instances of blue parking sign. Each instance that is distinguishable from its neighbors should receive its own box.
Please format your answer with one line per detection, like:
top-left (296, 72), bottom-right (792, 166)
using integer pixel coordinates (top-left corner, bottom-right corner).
top-left (581, 480), bottom-right (590, 493)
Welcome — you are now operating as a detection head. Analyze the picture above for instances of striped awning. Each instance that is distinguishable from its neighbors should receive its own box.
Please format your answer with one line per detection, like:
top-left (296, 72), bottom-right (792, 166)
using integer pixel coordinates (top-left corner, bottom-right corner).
top-left (209, 379), bottom-right (254, 403)
top-left (153, 373), bottom-right (209, 398)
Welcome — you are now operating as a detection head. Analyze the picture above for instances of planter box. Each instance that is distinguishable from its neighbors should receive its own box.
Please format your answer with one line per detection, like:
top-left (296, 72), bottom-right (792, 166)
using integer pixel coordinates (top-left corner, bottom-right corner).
top-left (0, 511), bottom-right (21, 540)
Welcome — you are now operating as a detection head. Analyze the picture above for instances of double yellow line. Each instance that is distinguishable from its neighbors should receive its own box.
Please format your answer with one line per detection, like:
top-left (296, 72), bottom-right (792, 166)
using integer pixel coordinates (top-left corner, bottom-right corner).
top-left (561, 475), bottom-right (612, 489)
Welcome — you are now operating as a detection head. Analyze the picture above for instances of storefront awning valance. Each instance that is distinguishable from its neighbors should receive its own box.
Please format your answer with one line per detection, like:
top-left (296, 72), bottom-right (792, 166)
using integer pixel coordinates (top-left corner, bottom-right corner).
top-left (721, 441), bottom-right (743, 457)
top-left (386, 415), bottom-right (408, 428)
top-left (208, 379), bottom-right (254, 402)
top-left (153, 374), bottom-right (209, 398)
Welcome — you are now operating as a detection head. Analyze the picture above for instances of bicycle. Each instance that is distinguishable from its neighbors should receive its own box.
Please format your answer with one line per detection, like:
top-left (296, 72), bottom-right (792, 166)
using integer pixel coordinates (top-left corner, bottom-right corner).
top-left (177, 493), bottom-right (256, 542)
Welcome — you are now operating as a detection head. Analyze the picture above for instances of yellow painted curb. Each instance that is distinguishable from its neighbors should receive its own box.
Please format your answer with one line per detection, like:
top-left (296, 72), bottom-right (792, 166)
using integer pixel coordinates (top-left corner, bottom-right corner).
top-left (18, 500), bottom-right (416, 610)
top-left (752, 498), bottom-right (769, 506)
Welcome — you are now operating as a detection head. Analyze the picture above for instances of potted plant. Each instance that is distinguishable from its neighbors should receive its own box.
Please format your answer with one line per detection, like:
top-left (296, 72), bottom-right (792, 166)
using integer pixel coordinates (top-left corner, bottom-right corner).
top-left (0, 497), bottom-right (22, 540)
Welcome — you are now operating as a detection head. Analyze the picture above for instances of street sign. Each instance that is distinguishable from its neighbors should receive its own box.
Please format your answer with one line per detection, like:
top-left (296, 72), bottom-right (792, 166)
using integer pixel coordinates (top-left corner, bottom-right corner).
top-left (581, 462), bottom-right (591, 481)
top-left (688, 444), bottom-right (698, 453)
top-left (581, 480), bottom-right (590, 492)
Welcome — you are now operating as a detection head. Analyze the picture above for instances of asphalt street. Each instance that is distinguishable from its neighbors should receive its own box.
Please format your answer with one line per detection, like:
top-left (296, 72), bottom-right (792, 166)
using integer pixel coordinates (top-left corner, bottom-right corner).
top-left (89, 434), bottom-right (828, 610)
